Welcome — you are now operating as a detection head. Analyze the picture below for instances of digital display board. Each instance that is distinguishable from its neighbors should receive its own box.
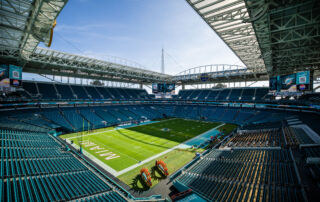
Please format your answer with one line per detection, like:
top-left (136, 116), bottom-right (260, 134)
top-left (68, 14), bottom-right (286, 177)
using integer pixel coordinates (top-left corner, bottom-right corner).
top-left (0, 64), bottom-right (22, 91)
top-left (0, 64), bottom-right (10, 87)
top-left (152, 83), bottom-right (158, 93)
top-left (269, 71), bottom-right (312, 93)
top-left (9, 65), bottom-right (22, 87)
top-left (280, 73), bottom-right (296, 91)
top-left (152, 83), bottom-right (175, 93)
top-left (296, 71), bottom-right (310, 84)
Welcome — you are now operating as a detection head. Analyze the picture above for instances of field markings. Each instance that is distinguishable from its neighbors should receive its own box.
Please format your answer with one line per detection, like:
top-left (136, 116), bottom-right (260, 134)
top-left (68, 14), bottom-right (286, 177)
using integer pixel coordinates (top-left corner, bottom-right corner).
top-left (116, 122), bottom-right (225, 176)
top-left (67, 129), bottom-right (115, 140)
top-left (63, 119), bottom-right (224, 176)
top-left (66, 120), bottom-right (164, 140)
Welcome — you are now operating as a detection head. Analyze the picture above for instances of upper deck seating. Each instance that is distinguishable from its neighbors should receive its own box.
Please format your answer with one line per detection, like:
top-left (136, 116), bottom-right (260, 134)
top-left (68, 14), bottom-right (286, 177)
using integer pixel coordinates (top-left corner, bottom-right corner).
top-left (37, 83), bottom-right (58, 100)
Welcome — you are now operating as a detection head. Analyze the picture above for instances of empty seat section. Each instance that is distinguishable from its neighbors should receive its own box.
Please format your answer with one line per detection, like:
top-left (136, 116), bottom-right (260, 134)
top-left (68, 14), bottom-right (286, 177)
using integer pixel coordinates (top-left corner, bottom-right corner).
top-left (228, 88), bottom-right (242, 101)
top-left (175, 148), bottom-right (302, 201)
top-left (219, 108), bottom-right (238, 122)
top-left (255, 88), bottom-right (269, 101)
top-left (78, 108), bottom-right (105, 128)
top-left (121, 107), bottom-right (140, 119)
top-left (84, 86), bottom-right (102, 99)
top-left (207, 90), bottom-right (220, 101)
top-left (22, 82), bottom-right (38, 95)
top-left (15, 90), bottom-right (31, 99)
top-left (140, 106), bottom-right (162, 119)
top-left (216, 89), bottom-right (230, 101)
top-left (108, 108), bottom-right (130, 122)
top-left (70, 85), bottom-right (90, 100)
top-left (37, 83), bottom-right (58, 100)
top-left (241, 88), bottom-right (255, 101)
top-left (41, 108), bottom-right (73, 131)
top-left (61, 108), bottom-right (89, 131)
top-left (116, 88), bottom-right (130, 99)
top-left (233, 110), bottom-right (254, 124)
top-left (55, 84), bottom-right (75, 99)
top-left (187, 90), bottom-right (201, 99)
top-left (184, 90), bottom-right (196, 99)
top-left (136, 89), bottom-right (149, 99)
top-left (123, 89), bottom-right (136, 99)
top-left (95, 87), bottom-right (113, 99)
top-left (197, 90), bottom-right (211, 100)
top-left (107, 88), bottom-right (122, 99)
top-left (93, 108), bottom-right (119, 125)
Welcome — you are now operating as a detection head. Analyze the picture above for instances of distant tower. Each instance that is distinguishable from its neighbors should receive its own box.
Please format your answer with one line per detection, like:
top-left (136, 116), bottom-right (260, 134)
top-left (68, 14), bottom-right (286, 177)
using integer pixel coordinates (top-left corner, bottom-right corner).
top-left (161, 48), bottom-right (165, 74)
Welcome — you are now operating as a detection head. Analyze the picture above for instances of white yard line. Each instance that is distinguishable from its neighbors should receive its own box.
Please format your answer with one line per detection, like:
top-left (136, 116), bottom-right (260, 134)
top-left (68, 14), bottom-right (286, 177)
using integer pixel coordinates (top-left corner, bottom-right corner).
top-left (66, 120), bottom-right (162, 140)
top-left (67, 129), bottom-right (115, 140)
top-left (67, 141), bottom-right (119, 176)
top-left (67, 119), bottom-right (224, 177)
top-left (115, 123), bottom-right (225, 176)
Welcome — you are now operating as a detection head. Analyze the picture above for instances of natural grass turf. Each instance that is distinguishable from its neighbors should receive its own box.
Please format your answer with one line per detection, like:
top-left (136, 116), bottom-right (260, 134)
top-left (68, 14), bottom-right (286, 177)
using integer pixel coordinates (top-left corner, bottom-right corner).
top-left (60, 118), bottom-right (220, 171)
top-left (118, 123), bottom-right (239, 190)
top-left (118, 147), bottom-right (203, 190)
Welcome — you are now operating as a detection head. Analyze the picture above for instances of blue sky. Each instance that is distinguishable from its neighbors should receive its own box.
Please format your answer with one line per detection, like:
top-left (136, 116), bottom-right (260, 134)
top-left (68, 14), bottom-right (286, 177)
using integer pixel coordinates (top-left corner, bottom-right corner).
top-left (45, 0), bottom-right (244, 75)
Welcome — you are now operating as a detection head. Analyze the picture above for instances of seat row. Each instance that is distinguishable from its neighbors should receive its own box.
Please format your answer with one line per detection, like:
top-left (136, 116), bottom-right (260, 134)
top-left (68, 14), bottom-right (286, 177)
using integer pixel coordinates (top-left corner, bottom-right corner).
top-left (0, 130), bottom-right (52, 141)
top-left (187, 158), bottom-right (298, 186)
top-left (14, 81), bottom-right (150, 101)
top-left (1, 157), bottom-right (87, 178)
top-left (176, 174), bottom-right (303, 202)
top-left (226, 130), bottom-right (283, 147)
top-left (302, 146), bottom-right (320, 158)
top-left (0, 139), bottom-right (60, 148)
top-left (178, 87), bottom-right (269, 102)
top-left (0, 129), bottom-right (129, 201)
top-left (77, 191), bottom-right (127, 202)
top-left (206, 149), bottom-right (292, 163)
top-left (1, 146), bottom-right (69, 158)
top-left (283, 127), bottom-right (315, 147)
top-left (1, 171), bottom-right (111, 202)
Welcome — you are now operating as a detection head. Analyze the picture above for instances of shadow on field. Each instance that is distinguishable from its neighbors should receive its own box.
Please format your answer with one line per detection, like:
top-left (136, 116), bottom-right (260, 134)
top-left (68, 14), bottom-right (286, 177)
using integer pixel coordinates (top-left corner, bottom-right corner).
top-left (130, 174), bottom-right (150, 192)
top-left (117, 130), bottom-right (172, 150)
top-left (151, 166), bottom-right (167, 181)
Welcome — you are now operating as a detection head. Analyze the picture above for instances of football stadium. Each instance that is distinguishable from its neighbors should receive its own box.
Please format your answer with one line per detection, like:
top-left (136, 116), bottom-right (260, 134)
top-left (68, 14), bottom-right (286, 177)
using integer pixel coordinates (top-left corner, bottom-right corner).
top-left (0, 0), bottom-right (320, 201)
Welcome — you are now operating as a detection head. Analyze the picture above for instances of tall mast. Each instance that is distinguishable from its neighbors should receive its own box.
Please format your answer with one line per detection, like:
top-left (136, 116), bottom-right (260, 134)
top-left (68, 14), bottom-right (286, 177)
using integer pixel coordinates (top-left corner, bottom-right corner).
top-left (161, 48), bottom-right (165, 74)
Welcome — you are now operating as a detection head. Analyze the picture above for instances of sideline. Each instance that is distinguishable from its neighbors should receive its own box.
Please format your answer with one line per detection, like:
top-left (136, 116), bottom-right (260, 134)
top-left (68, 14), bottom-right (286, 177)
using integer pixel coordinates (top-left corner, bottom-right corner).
top-left (66, 120), bottom-right (162, 140)
top-left (65, 119), bottom-right (224, 177)
top-left (115, 122), bottom-right (225, 176)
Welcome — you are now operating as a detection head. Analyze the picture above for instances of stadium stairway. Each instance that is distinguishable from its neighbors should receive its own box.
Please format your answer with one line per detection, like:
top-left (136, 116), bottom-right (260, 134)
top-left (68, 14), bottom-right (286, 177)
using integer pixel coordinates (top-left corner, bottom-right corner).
top-left (0, 129), bottom-right (130, 201)
top-left (174, 148), bottom-right (305, 202)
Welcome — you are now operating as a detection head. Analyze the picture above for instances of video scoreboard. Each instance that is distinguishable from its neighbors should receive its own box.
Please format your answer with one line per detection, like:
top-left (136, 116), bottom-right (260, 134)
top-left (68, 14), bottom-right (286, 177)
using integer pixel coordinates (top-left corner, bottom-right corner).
top-left (0, 64), bottom-right (22, 92)
top-left (269, 71), bottom-right (312, 94)
top-left (152, 83), bottom-right (175, 94)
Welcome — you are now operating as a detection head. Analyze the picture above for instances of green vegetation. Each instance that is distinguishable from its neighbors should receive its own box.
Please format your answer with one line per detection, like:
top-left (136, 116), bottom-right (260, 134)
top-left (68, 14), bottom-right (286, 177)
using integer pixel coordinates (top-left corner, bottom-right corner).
top-left (118, 147), bottom-right (203, 190)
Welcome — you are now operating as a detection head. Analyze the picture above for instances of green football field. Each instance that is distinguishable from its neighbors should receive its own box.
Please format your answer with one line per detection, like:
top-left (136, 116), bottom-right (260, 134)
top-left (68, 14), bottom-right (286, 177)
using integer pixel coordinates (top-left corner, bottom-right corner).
top-left (60, 118), bottom-right (220, 171)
